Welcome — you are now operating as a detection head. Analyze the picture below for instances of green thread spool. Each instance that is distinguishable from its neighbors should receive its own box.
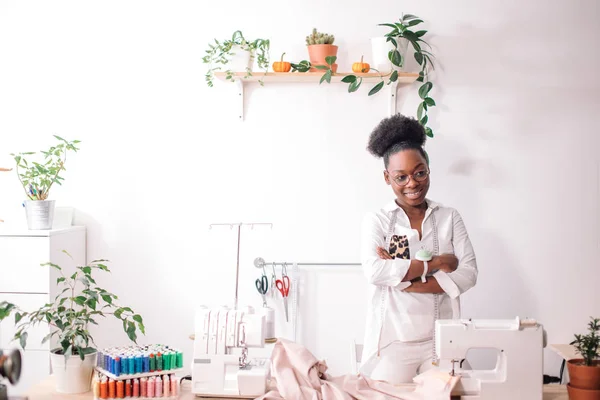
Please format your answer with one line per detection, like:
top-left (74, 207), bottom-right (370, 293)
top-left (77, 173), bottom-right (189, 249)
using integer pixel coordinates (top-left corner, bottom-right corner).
top-left (157, 353), bottom-right (163, 371)
top-left (163, 353), bottom-right (171, 370)
top-left (149, 353), bottom-right (156, 372)
top-left (176, 352), bottom-right (183, 368)
top-left (170, 352), bottom-right (177, 369)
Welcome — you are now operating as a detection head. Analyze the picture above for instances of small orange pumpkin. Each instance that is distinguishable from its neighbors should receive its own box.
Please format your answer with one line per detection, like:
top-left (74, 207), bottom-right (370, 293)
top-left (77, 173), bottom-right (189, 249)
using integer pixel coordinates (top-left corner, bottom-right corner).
top-left (272, 52), bottom-right (292, 73)
top-left (352, 56), bottom-right (370, 73)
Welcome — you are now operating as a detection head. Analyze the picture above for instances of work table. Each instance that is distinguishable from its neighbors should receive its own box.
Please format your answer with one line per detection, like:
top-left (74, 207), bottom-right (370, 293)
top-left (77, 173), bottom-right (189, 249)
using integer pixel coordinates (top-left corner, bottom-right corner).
top-left (23, 376), bottom-right (568, 400)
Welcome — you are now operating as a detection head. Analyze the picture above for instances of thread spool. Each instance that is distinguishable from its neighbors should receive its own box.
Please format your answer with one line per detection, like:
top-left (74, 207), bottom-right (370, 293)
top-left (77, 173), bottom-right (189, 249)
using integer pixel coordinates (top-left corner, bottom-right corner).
top-left (140, 377), bottom-right (148, 397)
top-left (155, 375), bottom-right (162, 397)
top-left (260, 306), bottom-right (275, 339)
top-left (116, 380), bottom-right (124, 399)
top-left (170, 374), bottom-right (178, 396)
top-left (133, 378), bottom-right (139, 397)
top-left (163, 375), bottom-right (170, 397)
top-left (108, 379), bottom-right (116, 399)
top-left (147, 377), bottom-right (155, 398)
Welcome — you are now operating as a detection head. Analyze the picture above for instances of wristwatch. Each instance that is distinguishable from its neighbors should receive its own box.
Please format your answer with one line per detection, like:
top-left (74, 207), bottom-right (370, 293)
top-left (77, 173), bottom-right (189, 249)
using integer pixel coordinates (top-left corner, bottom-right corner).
top-left (415, 248), bottom-right (433, 283)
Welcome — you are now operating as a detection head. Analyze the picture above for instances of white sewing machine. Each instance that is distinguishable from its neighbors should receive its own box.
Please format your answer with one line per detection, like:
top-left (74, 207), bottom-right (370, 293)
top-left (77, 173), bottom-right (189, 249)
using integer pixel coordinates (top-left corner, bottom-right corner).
top-left (435, 317), bottom-right (545, 400)
top-left (191, 305), bottom-right (270, 398)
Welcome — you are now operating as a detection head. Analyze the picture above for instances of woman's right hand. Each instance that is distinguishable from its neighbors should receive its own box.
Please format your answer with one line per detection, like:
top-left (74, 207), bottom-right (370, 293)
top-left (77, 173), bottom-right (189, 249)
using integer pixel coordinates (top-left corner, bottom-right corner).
top-left (430, 254), bottom-right (459, 273)
top-left (377, 247), bottom-right (394, 260)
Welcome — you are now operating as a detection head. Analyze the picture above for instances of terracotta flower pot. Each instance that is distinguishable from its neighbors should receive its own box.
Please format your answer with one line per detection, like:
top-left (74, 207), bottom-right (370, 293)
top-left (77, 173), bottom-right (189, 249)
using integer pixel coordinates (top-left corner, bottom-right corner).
top-left (568, 359), bottom-right (600, 390)
top-left (567, 383), bottom-right (600, 400)
top-left (307, 44), bottom-right (338, 73)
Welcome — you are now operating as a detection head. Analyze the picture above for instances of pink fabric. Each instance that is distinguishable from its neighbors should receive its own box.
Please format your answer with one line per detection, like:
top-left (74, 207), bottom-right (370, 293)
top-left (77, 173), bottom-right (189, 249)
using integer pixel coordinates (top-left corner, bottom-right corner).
top-left (257, 339), bottom-right (460, 400)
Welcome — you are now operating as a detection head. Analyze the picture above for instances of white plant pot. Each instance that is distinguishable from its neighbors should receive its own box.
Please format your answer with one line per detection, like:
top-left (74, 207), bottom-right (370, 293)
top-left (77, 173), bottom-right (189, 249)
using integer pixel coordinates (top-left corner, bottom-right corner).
top-left (50, 349), bottom-right (97, 394)
top-left (228, 45), bottom-right (253, 72)
top-left (370, 36), bottom-right (409, 74)
top-left (24, 199), bottom-right (55, 230)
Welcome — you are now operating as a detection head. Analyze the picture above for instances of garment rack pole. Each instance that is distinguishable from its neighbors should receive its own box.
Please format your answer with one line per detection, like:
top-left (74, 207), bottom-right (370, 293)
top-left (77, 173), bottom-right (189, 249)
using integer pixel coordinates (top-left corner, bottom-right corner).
top-left (254, 257), bottom-right (360, 268)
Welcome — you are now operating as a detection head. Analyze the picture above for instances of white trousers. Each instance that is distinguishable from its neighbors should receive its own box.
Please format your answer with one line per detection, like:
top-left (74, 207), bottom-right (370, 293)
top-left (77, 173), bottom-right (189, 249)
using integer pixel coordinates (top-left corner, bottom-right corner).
top-left (367, 340), bottom-right (434, 385)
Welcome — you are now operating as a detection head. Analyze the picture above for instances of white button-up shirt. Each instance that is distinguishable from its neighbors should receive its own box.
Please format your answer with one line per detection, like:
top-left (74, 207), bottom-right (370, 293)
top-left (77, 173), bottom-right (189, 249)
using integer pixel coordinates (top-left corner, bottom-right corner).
top-left (360, 199), bottom-right (478, 371)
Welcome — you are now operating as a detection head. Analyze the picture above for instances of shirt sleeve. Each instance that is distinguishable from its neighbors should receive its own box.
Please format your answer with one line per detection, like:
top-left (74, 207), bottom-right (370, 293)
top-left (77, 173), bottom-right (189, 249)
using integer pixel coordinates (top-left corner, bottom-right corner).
top-left (361, 211), bottom-right (411, 287)
top-left (434, 209), bottom-right (478, 299)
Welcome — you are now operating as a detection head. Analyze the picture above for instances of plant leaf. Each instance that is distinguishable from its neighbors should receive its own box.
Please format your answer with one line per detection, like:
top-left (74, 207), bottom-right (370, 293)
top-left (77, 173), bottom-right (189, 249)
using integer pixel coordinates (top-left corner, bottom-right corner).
top-left (424, 97), bottom-right (436, 106)
top-left (389, 70), bottom-right (398, 82)
top-left (415, 30), bottom-right (427, 38)
top-left (325, 56), bottom-right (337, 65)
top-left (407, 19), bottom-right (423, 27)
top-left (341, 75), bottom-right (357, 83)
top-left (417, 102), bottom-right (424, 120)
top-left (425, 127), bottom-right (434, 138)
top-left (389, 50), bottom-right (402, 67)
top-left (15, 312), bottom-right (22, 324)
top-left (418, 82), bottom-right (433, 99)
top-left (414, 52), bottom-right (423, 65)
top-left (420, 115), bottom-right (429, 125)
top-left (20, 331), bottom-right (28, 349)
top-left (368, 81), bottom-right (385, 96)
top-left (314, 65), bottom-right (328, 70)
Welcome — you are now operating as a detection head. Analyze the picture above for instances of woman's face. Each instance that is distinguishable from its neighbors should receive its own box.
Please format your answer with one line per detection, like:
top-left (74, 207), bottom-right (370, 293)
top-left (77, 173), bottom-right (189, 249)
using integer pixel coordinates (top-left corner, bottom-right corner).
top-left (384, 149), bottom-right (430, 208)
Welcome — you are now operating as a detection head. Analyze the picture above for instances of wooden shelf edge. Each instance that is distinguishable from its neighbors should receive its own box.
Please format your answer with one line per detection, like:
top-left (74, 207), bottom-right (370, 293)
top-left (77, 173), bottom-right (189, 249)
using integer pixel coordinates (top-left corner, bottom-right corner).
top-left (213, 71), bottom-right (419, 84)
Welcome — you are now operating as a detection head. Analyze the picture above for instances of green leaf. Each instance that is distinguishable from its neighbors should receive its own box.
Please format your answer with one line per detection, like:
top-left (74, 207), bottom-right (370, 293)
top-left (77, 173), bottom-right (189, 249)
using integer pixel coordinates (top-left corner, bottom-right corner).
top-left (389, 50), bottom-right (402, 67)
top-left (20, 331), bottom-right (28, 349)
top-left (420, 115), bottom-right (429, 125)
top-left (319, 70), bottom-right (332, 84)
top-left (114, 308), bottom-right (123, 319)
top-left (368, 81), bottom-right (385, 96)
top-left (414, 52), bottom-right (423, 65)
top-left (425, 127), bottom-right (434, 138)
top-left (56, 277), bottom-right (65, 285)
top-left (378, 23), bottom-right (398, 29)
top-left (417, 102), bottom-right (425, 120)
top-left (348, 79), bottom-right (361, 93)
top-left (325, 55), bottom-right (337, 65)
top-left (15, 312), bottom-right (22, 324)
top-left (42, 262), bottom-right (62, 270)
top-left (314, 65), bottom-right (328, 70)
top-left (416, 71), bottom-right (425, 83)
top-left (86, 299), bottom-right (97, 310)
top-left (389, 70), bottom-right (398, 83)
top-left (126, 321), bottom-right (137, 343)
top-left (74, 296), bottom-right (86, 306)
top-left (418, 82), bottom-right (433, 99)
top-left (133, 314), bottom-right (143, 324)
top-left (101, 294), bottom-right (113, 305)
top-left (407, 19), bottom-right (423, 27)
top-left (341, 75), bottom-right (357, 83)
top-left (82, 266), bottom-right (92, 274)
top-left (402, 14), bottom-right (419, 21)
top-left (424, 97), bottom-right (436, 106)
top-left (42, 332), bottom-right (54, 344)
top-left (415, 30), bottom-right (427, 38)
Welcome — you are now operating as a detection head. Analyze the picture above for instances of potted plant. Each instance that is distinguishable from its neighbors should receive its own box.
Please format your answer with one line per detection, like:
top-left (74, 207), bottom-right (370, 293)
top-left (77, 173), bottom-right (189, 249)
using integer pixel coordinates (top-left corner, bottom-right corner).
top-left (568, 317), bottom-right (600, 399)
top-left (203, 30), bottom-right (270, 87)
top-left (0, 252), bottom-right (145, 394)
top-left (305, 28), bottom-right (338, 72)
top-left (10, 135), bottom-right (80, 230)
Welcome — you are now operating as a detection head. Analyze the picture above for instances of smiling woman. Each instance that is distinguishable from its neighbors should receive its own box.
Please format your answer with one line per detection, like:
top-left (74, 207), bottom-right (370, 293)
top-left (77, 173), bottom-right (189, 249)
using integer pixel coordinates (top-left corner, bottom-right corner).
top-left (359, 114), bottom-right (478, 384)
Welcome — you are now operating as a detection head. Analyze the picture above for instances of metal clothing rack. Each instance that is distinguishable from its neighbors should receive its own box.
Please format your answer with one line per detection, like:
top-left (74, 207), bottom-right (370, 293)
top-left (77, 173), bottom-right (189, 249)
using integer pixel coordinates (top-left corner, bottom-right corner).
top-left (209, 222), bottom-right (273, 310)
top-left (253, 257), bottom-right (360, 268)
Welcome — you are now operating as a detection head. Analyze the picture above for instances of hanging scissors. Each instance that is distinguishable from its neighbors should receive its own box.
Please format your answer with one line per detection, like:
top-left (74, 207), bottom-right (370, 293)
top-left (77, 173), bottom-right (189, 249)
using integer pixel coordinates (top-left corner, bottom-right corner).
top-left (255, 273), bottom-right (268, 307)
top-left (276, 263), bottom-right (291, 322)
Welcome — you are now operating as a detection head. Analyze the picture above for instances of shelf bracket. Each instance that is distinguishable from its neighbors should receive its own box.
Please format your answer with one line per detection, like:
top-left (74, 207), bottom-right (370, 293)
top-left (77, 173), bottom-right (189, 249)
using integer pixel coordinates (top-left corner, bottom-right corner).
top-left (236, 79), bottom-right (244, 121)
top-left (387, 81), bottom-right (399, 116)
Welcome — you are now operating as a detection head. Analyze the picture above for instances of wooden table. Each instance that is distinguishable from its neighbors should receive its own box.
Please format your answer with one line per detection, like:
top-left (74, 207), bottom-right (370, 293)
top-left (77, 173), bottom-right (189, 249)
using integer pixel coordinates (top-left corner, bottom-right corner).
top-left (25, 375), bottom-right (568, 400)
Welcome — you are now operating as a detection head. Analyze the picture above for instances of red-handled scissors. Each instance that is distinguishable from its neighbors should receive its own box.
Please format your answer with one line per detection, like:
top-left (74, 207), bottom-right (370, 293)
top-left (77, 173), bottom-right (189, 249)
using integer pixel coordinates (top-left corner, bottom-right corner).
top-left (276, 275), bottom-right (290, 322)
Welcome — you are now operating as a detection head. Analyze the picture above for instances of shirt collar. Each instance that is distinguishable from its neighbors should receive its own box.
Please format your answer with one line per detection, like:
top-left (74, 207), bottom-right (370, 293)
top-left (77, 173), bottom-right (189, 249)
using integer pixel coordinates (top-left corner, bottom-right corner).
top-left (383, 198), bottom-right (440, 213)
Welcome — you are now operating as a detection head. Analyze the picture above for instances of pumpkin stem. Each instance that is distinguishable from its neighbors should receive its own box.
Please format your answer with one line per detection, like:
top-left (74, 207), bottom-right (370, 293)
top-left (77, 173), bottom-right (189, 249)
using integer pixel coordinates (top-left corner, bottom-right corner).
top-left (281, 52), bottom-right (286, 63)
top-left (361, 55), bottom-right (364, 64)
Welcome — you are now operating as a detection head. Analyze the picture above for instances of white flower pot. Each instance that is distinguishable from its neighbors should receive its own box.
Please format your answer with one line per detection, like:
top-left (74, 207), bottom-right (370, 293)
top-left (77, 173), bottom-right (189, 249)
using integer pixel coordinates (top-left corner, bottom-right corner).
top-left (227, 45), bottom-right (253, 72)
top-left (370, 36), bottom-right (409, 74)
top-left (50, 349), bottom-right (97, 394)
top-left (24, 200), bottom-right (55, 230)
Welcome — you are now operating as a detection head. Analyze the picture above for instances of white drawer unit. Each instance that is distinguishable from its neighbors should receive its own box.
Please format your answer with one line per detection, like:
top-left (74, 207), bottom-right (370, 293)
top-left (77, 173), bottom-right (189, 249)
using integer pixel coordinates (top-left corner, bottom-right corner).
top-left (0, 226), bottom-right (86, 395)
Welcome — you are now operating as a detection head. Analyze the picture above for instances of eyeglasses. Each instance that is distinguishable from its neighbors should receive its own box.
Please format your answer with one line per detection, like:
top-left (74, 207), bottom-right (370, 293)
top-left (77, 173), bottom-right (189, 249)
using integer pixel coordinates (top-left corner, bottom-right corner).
top-left (387, 169), bottom-right (430, 186)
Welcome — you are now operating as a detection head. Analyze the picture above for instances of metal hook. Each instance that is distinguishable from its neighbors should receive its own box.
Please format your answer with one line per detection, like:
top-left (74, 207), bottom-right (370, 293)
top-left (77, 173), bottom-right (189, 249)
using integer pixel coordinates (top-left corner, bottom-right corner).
top-left (282, 262), bottom-right (288, 277)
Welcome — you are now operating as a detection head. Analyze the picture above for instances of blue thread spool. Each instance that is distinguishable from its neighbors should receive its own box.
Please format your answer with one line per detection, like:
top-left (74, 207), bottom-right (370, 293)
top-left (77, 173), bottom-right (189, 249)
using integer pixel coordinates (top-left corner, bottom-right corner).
top-left (121, 355), bottom-right (128, 374)
top-left (114, 356), bottom-right (121, 376)
top-left (135, 354), bottom-right (142, 373)
top-left (128, 355), bottom-right (135, 374)
top-left (104, 354), bottom-right (110, 371)
top-left (143, 353), bottom-right (150, 373)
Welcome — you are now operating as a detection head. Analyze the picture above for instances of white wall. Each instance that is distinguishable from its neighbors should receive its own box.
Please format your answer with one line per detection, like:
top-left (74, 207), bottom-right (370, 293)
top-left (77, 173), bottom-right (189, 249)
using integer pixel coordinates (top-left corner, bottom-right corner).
top-left (1, 0), bottom-right (599, 378)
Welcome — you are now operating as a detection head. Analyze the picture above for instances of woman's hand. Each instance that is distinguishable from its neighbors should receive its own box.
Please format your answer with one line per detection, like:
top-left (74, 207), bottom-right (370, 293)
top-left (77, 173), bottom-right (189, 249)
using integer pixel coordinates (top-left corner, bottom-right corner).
top-left (376, 247), bottom-right (393, 260)
top-left (430, 254), bottom-right (459, 273)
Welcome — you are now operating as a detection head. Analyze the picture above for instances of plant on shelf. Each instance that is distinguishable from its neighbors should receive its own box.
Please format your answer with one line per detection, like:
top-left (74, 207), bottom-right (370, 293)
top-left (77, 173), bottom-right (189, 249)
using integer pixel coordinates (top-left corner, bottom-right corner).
top-left (202, 30), bottom-right (270, 87)
top-left (272, 52), bottom-right (291, 73)
top-left (0, 252), bottom-right (145, 394)
top-left (305, 28), bottom-right (338, 73)
top-left (10, 135), bottom-right (80, 229)
top-left (339, 14), bottom-right (437, 138)
top-left (11, 135), bottom-right (79, 201)
top-left (567, 317), bottom-right (600, 398)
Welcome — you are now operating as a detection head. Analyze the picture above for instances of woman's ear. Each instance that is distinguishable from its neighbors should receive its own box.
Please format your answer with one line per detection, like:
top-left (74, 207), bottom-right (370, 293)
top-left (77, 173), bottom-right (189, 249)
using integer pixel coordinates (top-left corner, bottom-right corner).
top-left (383, 170), bottom-right (391, 185)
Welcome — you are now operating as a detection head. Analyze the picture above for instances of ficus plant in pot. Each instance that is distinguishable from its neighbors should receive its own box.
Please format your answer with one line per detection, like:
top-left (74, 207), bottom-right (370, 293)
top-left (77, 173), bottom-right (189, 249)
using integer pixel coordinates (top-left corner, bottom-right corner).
top-left (567, 317), bottom-right (600, 399)
top-left (0, 252), bottom-right (145, 394)
top-left (10, 135), bottom-right (80, 230)
top-left (203, 30), bottom-right (270, 87)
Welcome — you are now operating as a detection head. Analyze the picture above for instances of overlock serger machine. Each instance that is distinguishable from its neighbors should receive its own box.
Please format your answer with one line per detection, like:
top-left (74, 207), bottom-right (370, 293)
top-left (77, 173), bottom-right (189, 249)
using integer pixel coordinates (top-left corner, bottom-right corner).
top-left (435, 317), bottom-right (545, 400)
top-left (191, 306), bottom-right (269, 398)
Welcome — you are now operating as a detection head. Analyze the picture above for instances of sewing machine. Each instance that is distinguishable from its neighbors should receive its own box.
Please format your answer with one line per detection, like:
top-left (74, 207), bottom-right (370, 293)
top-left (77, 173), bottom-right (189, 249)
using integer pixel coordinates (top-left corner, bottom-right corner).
top-left (0, 349), bottom-right (22, 400)
top-left (191, 306), bottom-right (270, 399)
top-left (435, 317), bottom-right (545, 400)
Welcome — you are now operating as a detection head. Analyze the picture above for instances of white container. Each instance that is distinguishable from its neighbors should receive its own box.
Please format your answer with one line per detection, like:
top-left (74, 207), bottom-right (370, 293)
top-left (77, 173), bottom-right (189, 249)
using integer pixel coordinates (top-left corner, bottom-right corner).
top-left (370, 36), bottom-right (409, 74)
top-left (50, 349), bottom-right (97, 394)
top-left (24, 200), bottom-right (55, 230)
top-left (227, 45), bottom-right (253, 72)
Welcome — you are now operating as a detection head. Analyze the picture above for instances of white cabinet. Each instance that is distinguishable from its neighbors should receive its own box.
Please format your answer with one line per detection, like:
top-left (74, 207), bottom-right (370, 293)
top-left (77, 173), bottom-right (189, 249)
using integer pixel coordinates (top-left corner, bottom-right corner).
top-left (0, 226), bottom-right (86, 395)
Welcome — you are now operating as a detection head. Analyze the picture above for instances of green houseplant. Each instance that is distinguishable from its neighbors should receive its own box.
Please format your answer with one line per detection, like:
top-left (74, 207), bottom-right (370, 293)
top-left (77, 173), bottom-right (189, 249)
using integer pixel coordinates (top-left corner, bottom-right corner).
top-left (0, 252), bottom-right (145, 394)
top-left (10, 135), bottom-right (80, 230)
top-left (203, 30), bottom-right (270, 87)
top-left (567, 317), bottom-right (600, 399)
